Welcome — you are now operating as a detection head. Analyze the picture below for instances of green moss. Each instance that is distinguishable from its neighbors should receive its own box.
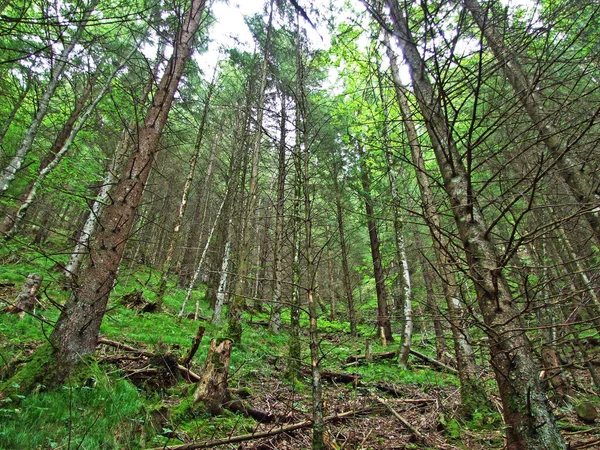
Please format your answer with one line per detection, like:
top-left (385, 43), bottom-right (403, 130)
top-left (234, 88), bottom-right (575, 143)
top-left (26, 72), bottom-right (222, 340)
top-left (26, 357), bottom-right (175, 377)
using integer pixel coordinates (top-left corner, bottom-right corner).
top-left (460, 378), bottom-right (495, 421)
top-left (0, 343), bottom-right (56, 399)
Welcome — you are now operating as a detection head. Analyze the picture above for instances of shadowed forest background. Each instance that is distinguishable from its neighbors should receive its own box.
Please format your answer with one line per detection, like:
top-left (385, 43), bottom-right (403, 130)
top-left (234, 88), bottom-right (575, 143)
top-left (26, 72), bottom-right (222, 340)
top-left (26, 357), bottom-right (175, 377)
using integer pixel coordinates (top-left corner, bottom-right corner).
top-left (1, 0), bottom-right (600, 449)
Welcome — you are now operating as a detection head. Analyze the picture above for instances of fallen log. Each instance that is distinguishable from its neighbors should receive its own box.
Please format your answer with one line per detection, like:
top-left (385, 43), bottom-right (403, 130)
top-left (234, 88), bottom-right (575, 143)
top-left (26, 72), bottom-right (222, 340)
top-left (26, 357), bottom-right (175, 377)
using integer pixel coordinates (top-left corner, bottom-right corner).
top-left (146, 407), bottom-right (373, 450)
top-left (321, 370), bottom-right (361, 385)
top-left (345, 349), bottom-right (457, 374)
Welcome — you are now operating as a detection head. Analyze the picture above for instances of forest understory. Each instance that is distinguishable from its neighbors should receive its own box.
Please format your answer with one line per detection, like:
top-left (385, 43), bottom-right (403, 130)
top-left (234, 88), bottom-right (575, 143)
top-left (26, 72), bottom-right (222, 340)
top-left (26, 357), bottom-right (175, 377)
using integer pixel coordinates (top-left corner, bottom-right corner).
top-left (2, 0), bottom-right (600, 448)
top-left (1, 254), bottom-right (600, 449)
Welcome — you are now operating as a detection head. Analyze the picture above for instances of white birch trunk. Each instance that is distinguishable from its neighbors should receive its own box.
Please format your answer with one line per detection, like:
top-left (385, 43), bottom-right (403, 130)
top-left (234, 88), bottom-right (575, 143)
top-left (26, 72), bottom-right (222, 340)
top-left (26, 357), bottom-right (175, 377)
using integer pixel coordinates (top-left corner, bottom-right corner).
top-left (5, 48), bottom-right (136, 239)
top-left (211, 239), bottom-right (231, 325)
top-left (0, 0), bottom-right (99, 193)
top-left (179, 192), bottom-right (227, 317)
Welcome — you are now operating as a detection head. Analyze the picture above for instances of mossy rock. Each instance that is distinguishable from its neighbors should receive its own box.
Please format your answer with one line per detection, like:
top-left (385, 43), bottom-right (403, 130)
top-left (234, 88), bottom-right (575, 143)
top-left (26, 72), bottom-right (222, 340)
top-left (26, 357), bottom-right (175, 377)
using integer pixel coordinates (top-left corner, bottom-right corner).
top-left (576, 401), bottom-right (597, 423)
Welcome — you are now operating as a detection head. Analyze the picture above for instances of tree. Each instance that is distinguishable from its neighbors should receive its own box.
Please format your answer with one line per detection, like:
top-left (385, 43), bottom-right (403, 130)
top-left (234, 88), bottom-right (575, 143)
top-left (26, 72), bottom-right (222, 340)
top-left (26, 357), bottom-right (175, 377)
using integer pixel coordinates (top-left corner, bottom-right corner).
top-left (380, 1), bottom-right (565, 447)
top-left (50, 0), bottom-right (207, 372)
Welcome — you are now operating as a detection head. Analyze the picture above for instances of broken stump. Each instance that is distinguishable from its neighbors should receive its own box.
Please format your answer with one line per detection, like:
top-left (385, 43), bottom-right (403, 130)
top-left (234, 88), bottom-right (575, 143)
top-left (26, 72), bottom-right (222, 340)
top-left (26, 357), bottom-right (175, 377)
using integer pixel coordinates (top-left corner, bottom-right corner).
top-left (194, 338), bottom-right (232, 414)
top-left (8, 273), bottom-right (43, 318)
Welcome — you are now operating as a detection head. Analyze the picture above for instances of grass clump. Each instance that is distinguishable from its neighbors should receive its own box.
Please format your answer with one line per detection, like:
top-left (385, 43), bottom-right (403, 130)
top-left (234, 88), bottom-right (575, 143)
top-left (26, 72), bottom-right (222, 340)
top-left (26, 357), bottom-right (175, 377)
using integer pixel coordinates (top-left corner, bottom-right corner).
top-left (0, 367), bottom-right (150, 450)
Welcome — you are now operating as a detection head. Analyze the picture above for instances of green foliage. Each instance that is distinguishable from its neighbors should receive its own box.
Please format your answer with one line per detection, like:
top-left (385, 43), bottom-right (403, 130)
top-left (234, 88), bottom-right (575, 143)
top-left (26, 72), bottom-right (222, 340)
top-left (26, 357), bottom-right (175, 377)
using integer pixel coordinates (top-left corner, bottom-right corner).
top-left (0, 369), bottom-right (149, 450)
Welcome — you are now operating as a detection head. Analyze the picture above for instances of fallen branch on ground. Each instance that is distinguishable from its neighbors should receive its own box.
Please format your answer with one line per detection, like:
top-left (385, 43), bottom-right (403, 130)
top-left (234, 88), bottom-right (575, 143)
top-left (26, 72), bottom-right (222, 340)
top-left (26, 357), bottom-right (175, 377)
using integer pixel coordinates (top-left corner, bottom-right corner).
top-left (97, 337), bottom-right (201, 382)
top-left (345, 349), bottom-right (457, 374)
top-left (146, 407), bottom-right (373, 450)
top-left (375, 396), bottom-right (424, 441)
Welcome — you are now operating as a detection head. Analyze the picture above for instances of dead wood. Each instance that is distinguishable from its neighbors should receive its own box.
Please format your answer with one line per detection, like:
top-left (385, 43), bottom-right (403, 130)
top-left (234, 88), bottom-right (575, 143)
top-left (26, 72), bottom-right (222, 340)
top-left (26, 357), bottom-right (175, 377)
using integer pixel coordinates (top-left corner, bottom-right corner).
top-left (121, 290), bottom-right (157, 312)
top-left (194, 338), bottom-right (232, 414)
top-left (97, 337), bottom-right (201, 382)
top-left (321, 370), bottom-right (361, 385)
top-left (225, 397), bottom-right (277, 423)
top-left (375, 396), bottom-right (424, 441)
top-left (181, 325), bottom-right (205, 366)
top-left (146, 407), bottom-right (373, 450)
top-left (345, 349), bottom-right (458, 374)
top-left (7, 273), bottom-right (43, 318)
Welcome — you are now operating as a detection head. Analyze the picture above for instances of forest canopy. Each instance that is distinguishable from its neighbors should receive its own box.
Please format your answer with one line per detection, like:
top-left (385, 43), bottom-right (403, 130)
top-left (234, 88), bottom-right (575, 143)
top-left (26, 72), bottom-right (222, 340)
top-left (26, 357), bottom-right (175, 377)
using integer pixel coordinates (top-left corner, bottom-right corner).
top-left (1, 0), bottom-right (599, 449)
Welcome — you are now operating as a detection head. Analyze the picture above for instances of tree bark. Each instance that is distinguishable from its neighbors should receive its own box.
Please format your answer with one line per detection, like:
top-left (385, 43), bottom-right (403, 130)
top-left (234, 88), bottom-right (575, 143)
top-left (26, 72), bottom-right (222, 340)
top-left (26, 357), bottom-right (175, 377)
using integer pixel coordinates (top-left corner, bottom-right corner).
top-left (49, 0), bottom-right (207, 370)
top-left (193, 338), bottom-right (232, 414)
top-left (384, 30), bottom-right (488, 417)
top-left (359, 145), bottom-right (393, 343)
top-left (0, 0), bottom-right (99, 193)
top-left (384, 3), bottom-right (565, 448)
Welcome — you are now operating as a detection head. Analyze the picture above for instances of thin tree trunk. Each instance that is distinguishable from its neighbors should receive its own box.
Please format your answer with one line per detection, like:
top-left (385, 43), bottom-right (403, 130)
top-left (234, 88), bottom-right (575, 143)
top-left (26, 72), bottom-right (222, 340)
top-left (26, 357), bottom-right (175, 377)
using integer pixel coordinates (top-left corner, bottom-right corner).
top-left (333, 171), bottom-right (357, 335)
top-left (178, 138), bottom-right (218, 287)
top-left (4, 48), bottom-right (136, 239)
top-left (228, 0), bottom-right (274, 343)
top-left (155, 70), bottom-right (217, 308)
top-left (384, 31), bottom-right (487, 417)
top-left (326, 224), bottom-right (337, 321)
top-left (359, 145), bottom-right (393, 343)
top-left (180, 190), bottom-right (227, 317)
top-left (384, 3), bottom-right (565, 447)
top-left (269, 93), bottom-right (287, 333)
top-left (49, 0), bottom-right (207, 371)
top-left (376, 64), bottom-right (411, 363)
top-left (0, 0), bottom-right (100, 193)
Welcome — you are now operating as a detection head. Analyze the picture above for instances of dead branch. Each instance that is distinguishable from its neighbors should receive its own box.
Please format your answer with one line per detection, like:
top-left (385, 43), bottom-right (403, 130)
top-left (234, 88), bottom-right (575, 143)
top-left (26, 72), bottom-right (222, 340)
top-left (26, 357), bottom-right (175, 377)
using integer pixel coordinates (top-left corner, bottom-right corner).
top-left (345, 349), bottom-right (458, 374)
top-left (146, 407), bottom-right (373, 450)
top-left (182, 325), bottom-right (205, 366)
top-left (375, 396), bottom-right (424, 441)
top-left (97, 337), bottom-right (201, 382)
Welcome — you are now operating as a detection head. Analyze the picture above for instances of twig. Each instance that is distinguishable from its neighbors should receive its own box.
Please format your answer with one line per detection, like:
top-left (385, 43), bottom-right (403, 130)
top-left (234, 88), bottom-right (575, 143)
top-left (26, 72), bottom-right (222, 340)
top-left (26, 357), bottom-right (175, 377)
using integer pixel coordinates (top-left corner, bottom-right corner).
top-left (375, 396), bottom-right (424, 441)
top-left (569, 437), bottom-right (600, 449)
top-left (146, 407), bottom-right (372, 450)
top-left (97, 337), bottom-right (201, 382)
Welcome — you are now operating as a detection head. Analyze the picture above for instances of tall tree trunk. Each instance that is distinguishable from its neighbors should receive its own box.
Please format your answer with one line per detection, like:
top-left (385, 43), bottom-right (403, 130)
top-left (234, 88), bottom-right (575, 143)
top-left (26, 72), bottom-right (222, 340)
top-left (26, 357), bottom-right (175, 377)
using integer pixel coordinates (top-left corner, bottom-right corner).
top-left (333, 170), bottom-right (357, 335)
top-left (155, 70), bottom-right (217, 308)
top-left (326, 224), bottom-right (337, 321)
top-left (462, 0), bottom-right (600, 247)
top-left (49, 0), bottom-right (207, 371)
top-left (179, 191), bottom-right (226, 318)
top-left (269, 93), bottom-right (288, 333)
top-left (385, 31), bottom-right (489, 417)
top-left (64, 39), bottom-right (167, 280)
top-left (359, 145), bottom-right (393, 343)
top-left (228, 0), bottom-right (274, 342)
top-left (376, 63), bottom-right (412, 364)
top-left (177, 138), bottom-right (218, 287)
top-left (384, 3), bottom-right (565, 447)
top-left (0, 0), bottom-right (99, 193)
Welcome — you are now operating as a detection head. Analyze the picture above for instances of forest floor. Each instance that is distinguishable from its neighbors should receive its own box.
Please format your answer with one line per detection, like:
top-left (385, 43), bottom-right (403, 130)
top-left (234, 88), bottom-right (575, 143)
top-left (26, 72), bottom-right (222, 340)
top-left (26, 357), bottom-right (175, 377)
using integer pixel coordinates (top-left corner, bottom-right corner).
top-left (1, 247), bottom-right (600, 449)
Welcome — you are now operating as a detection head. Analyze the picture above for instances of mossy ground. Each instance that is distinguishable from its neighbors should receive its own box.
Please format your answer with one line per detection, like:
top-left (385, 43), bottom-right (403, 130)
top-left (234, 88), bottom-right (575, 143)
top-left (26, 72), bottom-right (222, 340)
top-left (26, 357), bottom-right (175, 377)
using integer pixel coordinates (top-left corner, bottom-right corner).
top-left (0, 242), bottom-right (596, 449)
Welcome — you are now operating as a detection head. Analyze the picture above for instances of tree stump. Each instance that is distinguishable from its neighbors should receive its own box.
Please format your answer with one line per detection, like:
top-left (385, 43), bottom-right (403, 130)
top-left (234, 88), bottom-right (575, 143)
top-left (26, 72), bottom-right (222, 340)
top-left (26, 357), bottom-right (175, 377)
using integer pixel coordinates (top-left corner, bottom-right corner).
top-left (8, 273), bottom-right (43, 318)
top-left (194, 338), bottom-right (232, 414)
top-left (541, 345), bottom-right (571, 404)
